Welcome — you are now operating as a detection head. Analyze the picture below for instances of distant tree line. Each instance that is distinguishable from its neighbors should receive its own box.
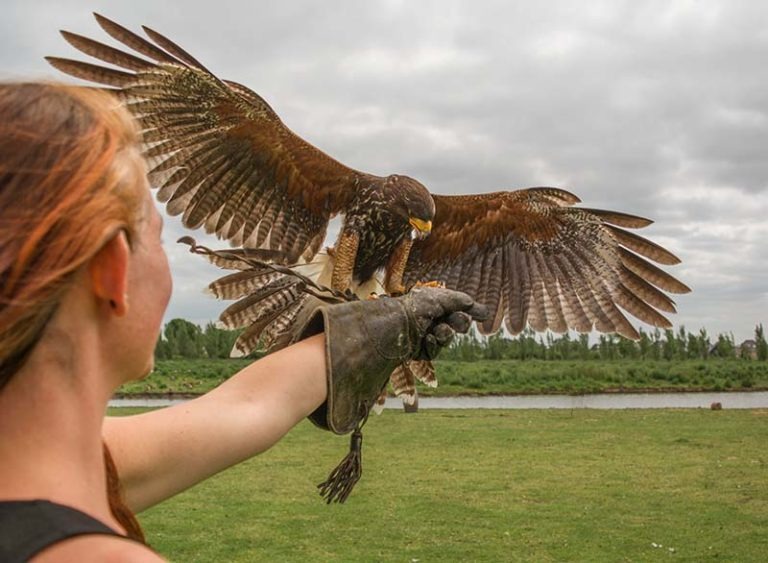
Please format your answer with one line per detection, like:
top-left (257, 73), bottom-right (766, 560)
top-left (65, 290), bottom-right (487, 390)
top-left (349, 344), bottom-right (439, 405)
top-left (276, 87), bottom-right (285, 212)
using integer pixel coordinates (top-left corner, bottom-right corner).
top-left (154, 319), bottom-right (244, 360)
top-left (155, 318), bottom-right (768, 362)
top-left (441, 324), bottom-right (768, 362)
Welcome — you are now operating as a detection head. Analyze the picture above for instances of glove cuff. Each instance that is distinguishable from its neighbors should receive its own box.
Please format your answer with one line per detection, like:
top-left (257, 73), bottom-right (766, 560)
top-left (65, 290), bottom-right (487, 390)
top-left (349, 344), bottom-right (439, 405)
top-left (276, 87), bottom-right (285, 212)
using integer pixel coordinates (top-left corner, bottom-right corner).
top-left (306, 298), bottom-right (416, 434)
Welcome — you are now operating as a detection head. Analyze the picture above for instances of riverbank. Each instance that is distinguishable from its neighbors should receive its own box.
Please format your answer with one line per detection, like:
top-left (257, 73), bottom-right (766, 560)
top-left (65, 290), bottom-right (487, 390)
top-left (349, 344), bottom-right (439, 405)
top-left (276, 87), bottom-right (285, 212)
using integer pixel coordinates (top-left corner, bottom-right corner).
top-left (118, 358), bottom-right (768, 397)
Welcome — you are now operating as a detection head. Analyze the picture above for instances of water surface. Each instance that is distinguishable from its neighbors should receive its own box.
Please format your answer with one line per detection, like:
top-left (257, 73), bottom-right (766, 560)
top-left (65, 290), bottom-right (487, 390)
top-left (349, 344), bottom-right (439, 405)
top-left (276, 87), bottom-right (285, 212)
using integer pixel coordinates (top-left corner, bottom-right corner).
top-left (110, 391), bottom-right (768, 410)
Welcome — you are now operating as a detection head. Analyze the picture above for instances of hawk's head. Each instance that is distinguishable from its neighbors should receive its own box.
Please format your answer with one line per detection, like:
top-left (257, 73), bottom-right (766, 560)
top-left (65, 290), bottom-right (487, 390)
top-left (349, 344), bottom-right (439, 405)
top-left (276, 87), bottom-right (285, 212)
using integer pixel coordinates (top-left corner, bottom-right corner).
top-left (386, 174), bottom-right (435, 240)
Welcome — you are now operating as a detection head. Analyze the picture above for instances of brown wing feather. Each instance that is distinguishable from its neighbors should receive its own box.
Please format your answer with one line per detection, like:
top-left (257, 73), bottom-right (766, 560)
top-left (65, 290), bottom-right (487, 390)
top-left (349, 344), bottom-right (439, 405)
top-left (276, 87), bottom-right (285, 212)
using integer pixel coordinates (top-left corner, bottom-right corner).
top-left (49, 14), bottom-right (368, 263)
top-left (404, 188), bottom-right (690, 339)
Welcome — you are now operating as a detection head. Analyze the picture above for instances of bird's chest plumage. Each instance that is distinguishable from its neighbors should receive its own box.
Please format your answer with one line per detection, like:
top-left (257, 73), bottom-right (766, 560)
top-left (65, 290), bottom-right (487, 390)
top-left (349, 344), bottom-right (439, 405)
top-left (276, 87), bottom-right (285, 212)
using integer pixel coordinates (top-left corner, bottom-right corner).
top-left (346, 199), bottom-right (409, 282)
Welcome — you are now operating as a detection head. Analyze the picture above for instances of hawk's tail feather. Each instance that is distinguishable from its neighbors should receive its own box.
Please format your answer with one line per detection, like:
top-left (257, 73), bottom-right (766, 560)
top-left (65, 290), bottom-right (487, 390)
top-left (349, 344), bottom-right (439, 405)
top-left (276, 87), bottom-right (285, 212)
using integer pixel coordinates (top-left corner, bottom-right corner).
top-left (409, 360), bottom-right (437, 388)
top-left (231, 295), bottom-right (307, 357)
top-left (372, 390), bottom-right (388, 415)
top-left (217, 278), bottom-right (303, 330)
top-left (179, 237), bottom-right (351, 358)
top-left (389, 363), bottom-right (417, 405)
top-left (207, 269), bottom-right (284, 300)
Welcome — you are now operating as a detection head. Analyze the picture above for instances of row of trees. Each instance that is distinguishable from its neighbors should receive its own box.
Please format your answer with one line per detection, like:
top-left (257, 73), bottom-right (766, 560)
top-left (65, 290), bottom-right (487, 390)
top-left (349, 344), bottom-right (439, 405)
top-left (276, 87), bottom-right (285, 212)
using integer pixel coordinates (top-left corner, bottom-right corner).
top-left (154, 319), bottom-right (241, 360)
top-left (154, 318), bottom-right (768, 362)
top-left (441, 325), bottom-right (768, 362)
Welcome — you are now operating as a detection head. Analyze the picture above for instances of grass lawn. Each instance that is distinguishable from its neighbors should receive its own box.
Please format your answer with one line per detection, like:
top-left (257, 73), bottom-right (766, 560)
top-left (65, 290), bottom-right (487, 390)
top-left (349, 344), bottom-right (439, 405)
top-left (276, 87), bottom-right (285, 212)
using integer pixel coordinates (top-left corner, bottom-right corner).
top-left (118, 359), bottom-right (768, 396)
top-left (115, 408), bottom-right (768, 562)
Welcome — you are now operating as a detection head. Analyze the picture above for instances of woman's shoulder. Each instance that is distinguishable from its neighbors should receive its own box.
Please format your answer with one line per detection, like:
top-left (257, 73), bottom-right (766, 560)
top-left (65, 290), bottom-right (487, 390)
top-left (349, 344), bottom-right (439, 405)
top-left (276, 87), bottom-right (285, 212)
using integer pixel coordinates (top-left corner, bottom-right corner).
top-left (34, 534), bottom-right (165, 562)
top-left (0, 499), bottom-right (162, 562)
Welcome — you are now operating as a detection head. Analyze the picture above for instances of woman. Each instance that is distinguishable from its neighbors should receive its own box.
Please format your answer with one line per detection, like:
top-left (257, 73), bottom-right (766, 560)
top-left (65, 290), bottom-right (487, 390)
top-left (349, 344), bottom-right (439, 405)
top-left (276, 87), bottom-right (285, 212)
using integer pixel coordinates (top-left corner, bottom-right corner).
top-left (0, 83), bottom-right (482, 561)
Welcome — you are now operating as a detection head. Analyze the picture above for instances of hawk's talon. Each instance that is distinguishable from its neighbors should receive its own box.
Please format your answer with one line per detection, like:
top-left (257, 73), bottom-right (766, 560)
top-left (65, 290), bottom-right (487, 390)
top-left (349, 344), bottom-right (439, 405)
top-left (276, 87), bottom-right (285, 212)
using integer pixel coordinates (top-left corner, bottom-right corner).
top-left (389, 285), bottom-right (407, 297)
top-left (413, 280), bottom-right (445, 289)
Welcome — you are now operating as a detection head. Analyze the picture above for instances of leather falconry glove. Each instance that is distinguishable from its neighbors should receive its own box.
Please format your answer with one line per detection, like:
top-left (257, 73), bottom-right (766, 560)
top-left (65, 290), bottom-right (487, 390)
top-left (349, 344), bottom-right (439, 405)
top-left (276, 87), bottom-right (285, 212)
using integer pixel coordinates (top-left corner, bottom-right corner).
top-left (299, 288), bottom-right (487, 503)
top-left (179, 239), bottom-right (486, 503)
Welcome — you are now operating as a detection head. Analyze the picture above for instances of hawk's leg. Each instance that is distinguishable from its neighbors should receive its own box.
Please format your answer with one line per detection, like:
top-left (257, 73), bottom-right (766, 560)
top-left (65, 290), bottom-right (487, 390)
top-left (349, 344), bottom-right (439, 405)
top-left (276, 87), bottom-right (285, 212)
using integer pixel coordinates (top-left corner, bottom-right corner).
top-left (331, 229), bottom-right (360, 293)
top-left (384, 237), bottom-right (414, 295)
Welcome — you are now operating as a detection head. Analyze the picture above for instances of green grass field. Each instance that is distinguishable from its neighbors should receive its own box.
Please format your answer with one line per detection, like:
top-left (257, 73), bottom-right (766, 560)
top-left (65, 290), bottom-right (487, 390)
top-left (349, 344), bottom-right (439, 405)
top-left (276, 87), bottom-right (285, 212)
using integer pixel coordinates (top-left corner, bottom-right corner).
top-left (117, 408), bottom-right (768, 562)
top-left (118, 359), bottom-right (768, 396)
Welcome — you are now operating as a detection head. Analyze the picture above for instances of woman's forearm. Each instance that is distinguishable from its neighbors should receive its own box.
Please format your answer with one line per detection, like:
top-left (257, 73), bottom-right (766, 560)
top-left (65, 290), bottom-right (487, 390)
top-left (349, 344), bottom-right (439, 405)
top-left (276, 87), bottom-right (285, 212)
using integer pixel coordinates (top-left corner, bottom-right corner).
top-left (103, 333), bottom-right (328, 512)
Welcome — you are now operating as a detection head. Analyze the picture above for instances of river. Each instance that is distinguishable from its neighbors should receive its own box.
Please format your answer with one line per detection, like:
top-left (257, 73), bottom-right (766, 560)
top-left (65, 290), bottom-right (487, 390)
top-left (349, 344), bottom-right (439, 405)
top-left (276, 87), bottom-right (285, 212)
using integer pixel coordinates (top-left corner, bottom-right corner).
top-left (109, 391), bottom-right (768, 410)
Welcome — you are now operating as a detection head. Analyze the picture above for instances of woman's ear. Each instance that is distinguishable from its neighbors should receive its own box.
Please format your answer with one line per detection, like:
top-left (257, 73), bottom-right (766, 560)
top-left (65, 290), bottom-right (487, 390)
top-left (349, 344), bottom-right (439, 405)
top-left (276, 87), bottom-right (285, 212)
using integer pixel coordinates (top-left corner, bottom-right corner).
top-left (89, 231), bottom-right (130, 317)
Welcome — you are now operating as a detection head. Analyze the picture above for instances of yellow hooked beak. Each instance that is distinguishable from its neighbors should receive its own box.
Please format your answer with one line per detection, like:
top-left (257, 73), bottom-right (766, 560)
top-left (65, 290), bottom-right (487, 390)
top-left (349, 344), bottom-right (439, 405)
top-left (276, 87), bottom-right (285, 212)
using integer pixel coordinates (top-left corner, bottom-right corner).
top-left (408, 217), bottom-right (432, 233)
top-left (409, 217), bottom-right (432, 235)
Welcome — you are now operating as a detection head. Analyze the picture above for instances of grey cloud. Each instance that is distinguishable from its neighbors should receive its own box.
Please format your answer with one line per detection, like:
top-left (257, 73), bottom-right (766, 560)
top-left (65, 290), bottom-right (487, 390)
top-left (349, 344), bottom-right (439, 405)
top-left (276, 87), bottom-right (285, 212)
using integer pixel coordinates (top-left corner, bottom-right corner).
top-left (2, 0), bottom-right (766, 342)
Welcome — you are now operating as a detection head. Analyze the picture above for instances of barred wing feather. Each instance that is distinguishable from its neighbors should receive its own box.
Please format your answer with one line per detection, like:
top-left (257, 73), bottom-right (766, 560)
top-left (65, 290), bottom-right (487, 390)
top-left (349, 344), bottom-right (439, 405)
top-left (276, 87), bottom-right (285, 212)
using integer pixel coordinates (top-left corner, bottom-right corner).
top-left (48, 14), bottom-right (368, 263)
top-left (404, 187), bottom-right (690, 340)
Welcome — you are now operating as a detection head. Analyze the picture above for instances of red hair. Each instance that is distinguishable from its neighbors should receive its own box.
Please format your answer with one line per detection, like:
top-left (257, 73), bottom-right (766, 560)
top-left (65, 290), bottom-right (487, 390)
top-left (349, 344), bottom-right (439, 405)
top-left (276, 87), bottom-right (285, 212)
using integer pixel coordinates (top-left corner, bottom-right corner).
top-left (0, 83), bottom-right (144, 386)
top-left (0, 82), bottom-right (147, 542)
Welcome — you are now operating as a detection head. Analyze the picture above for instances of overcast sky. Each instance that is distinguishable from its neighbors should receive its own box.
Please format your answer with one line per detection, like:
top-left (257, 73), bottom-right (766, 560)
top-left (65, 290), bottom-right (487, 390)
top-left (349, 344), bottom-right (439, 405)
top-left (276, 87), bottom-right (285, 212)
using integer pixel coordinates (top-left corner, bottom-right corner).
top-left (3, 1), bottom-right (766, 342)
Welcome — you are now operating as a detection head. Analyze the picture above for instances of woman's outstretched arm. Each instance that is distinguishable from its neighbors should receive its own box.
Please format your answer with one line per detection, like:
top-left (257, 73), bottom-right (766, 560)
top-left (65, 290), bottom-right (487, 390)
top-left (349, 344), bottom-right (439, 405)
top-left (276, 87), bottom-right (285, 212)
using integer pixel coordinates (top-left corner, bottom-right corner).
top-left (102, 333), bottom-right (327, 513)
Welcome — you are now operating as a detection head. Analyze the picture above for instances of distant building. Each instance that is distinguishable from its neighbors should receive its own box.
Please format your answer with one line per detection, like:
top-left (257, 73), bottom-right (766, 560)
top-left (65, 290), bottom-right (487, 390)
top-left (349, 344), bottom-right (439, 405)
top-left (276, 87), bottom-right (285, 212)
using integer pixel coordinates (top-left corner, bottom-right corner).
top-left (739, 339), bottom-right (758, 360)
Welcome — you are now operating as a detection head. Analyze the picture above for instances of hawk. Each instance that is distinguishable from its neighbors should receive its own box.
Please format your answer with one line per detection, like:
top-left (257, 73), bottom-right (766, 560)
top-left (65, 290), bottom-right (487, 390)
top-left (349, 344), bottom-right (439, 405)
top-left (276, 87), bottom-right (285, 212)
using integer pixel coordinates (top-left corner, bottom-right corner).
top-left (48, 15), bottom-right (690, 397)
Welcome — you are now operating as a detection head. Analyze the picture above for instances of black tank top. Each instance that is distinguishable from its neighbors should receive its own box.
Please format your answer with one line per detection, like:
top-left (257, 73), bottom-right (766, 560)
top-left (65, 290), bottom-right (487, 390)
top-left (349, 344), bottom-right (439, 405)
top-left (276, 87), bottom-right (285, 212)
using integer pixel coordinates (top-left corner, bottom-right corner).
top-left (0, 499), bottom-right (126, 562)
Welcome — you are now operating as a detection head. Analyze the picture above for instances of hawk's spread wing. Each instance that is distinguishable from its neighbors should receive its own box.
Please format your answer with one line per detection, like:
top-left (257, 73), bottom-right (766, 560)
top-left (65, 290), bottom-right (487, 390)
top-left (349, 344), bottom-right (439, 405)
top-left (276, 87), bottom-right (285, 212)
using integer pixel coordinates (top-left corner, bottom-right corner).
top-left (178, 237), bottom-right (351, 355)
top-left (47, 14), bottom-right (368, 262)
top-left (403, 188), bottom-right (690, 339)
